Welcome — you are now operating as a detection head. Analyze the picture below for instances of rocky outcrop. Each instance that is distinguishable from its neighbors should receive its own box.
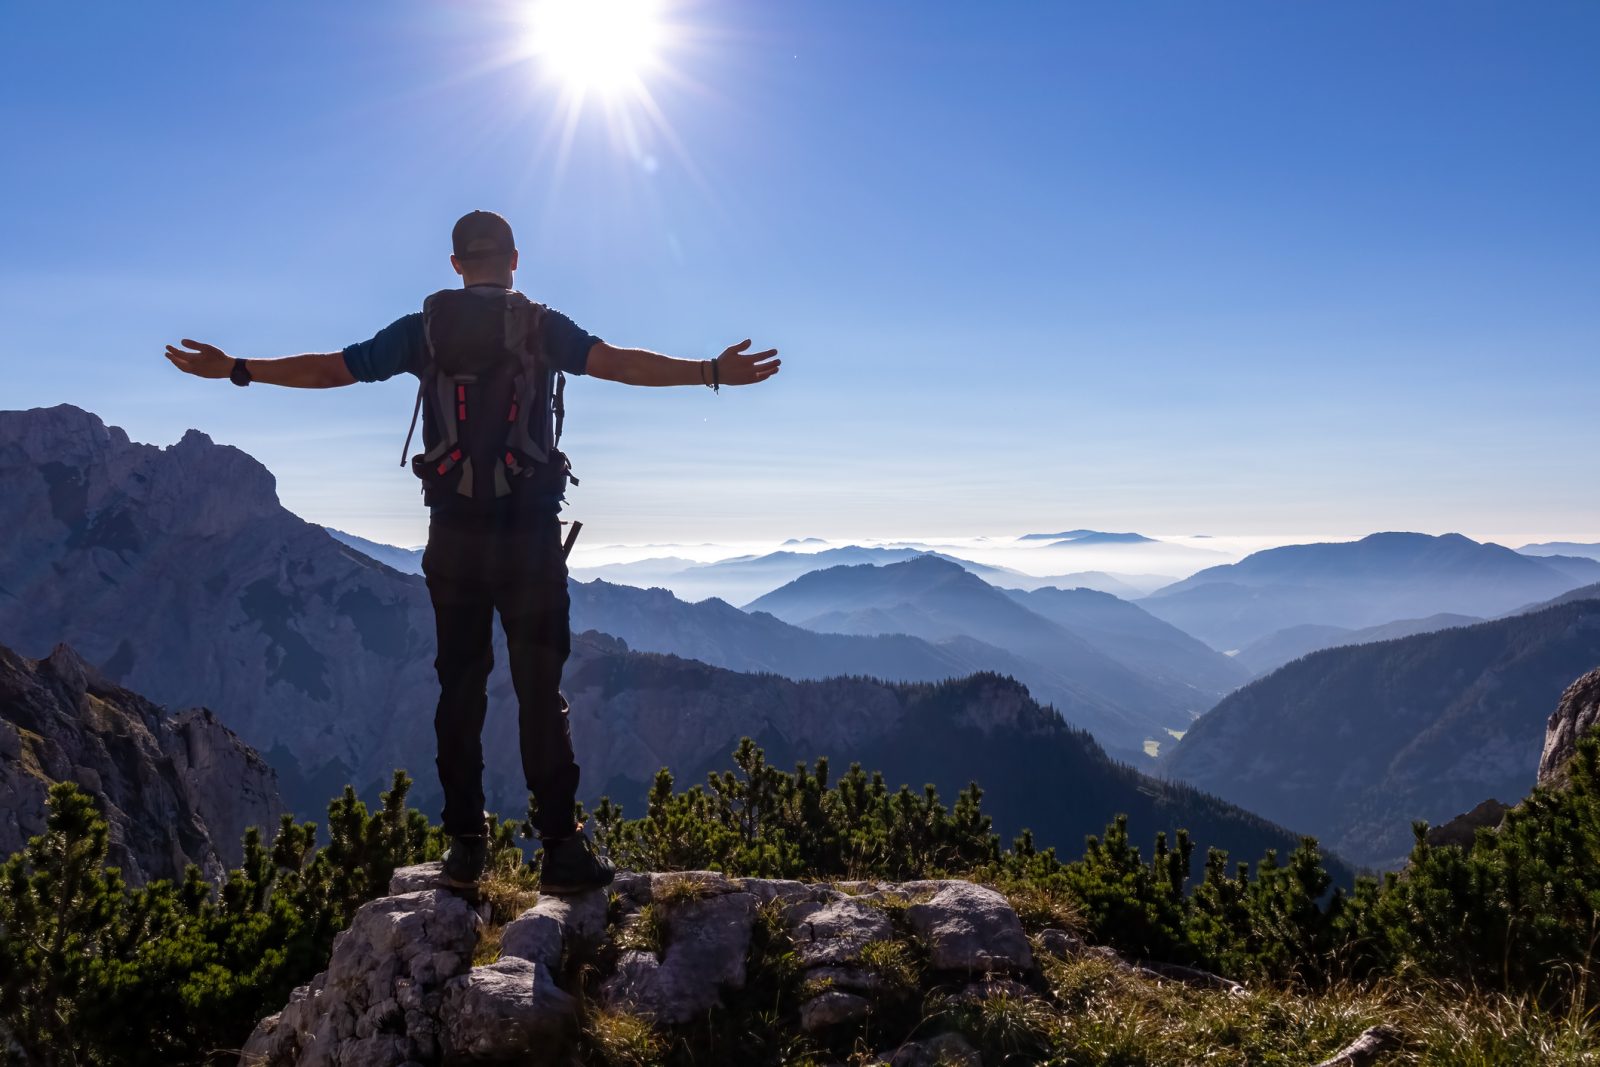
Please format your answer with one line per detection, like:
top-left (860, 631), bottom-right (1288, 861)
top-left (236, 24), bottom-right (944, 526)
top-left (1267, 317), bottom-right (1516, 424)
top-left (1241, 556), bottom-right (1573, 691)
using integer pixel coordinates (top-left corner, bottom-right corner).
top-left (1538, 667), bottom-right (1600, 787)
top-left (905, 881), bottom-right (1033, 972)
top-left (0, 640), bottom-right (283, 883)
top-left (243, 865), bottom-right (1075, 1066)
top-left (241, 886), bottom-right (496, 1066)
top-left (1423, 798), bottom-right (1510, 849)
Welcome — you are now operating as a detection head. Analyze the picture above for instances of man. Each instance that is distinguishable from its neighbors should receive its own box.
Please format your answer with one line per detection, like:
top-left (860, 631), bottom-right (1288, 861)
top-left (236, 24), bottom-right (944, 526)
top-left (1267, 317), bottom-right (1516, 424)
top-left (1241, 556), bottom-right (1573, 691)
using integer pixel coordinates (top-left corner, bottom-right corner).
top-left (166, 210), bottom-right (780, 893)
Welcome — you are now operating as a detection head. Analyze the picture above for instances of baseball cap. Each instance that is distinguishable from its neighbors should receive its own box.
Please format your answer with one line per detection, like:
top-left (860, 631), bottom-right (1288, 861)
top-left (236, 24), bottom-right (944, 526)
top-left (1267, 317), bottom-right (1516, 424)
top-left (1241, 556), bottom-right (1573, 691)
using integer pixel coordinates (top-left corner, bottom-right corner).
top-left (452, 210), bottom-right (516, 260)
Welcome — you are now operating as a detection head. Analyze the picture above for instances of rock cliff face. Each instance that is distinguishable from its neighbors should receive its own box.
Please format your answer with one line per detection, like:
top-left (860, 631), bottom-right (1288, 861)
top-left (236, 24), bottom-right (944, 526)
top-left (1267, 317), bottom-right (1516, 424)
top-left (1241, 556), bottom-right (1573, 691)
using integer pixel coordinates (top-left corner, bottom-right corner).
top-left (1538, 667), bottom-right (1600, 787)
top-left (0, 641), bottom-right (283, 883)
top-left (241, 865), bottom-right (1057, 1066)
top-left (0, 404), bottom-right (441, 817)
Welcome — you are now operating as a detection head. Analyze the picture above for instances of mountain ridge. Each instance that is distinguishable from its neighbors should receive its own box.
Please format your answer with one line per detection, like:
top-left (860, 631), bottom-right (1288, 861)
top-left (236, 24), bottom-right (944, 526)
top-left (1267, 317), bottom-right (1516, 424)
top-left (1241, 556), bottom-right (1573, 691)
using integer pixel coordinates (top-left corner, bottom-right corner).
top-left (1142, 532), bottom-right (1584, 650)
top-left (0, 404), bottom-right (1304, 865)
top-left (1163, 596), bottom-right (1600, 868)
top-left (0, 639), bottom-right (283, 883)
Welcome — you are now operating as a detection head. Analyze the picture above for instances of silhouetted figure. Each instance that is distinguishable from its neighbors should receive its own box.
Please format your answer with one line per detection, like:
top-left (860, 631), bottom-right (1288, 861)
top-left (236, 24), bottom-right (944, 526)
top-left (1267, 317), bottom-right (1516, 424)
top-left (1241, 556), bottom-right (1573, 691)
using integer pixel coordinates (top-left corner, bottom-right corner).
top-left (167, 210), bottom-right (779, 891)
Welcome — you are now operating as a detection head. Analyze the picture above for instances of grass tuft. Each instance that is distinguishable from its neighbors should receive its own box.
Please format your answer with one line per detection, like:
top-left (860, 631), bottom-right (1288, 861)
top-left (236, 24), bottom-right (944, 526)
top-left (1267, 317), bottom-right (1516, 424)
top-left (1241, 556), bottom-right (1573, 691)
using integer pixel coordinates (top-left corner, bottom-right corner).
top-left (580, 1006), bottom-right (665, 1066)
top-left (616, 903), bottom-right (667, 955)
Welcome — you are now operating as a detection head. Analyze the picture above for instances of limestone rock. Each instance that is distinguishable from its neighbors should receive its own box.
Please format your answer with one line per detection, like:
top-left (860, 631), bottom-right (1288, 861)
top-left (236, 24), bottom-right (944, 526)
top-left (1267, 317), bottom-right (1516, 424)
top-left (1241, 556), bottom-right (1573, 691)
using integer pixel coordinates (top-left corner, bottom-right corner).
top-left (390, 863), bottom-right (445, 895)
top-left (799, 990), bottom-right (871, 1032)
top-left (239, 889), bottom-right (480, 1065)
top-left (1539, 667), bottom-right (1600, 787)
top-left (441, 958), bottom-right (575, 1063)
top-left (803, 965), bottom-right (887, 995)
top-left (789, 897), bottom-right (894, 966)
top-left (906, 882), bottom-right (1032, 973)
top-left (499, 888), bottom-right (609, 969)
top-left (740, 876), bottom-right (840, 909)
top-left (599, 890), bottom-right (758, 1023)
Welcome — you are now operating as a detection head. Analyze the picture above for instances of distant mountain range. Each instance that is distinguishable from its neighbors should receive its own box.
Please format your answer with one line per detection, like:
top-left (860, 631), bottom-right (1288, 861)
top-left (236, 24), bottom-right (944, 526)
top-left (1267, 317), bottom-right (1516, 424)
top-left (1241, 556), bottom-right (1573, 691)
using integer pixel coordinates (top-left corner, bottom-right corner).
top-left (569, 579), bottom-right (993, 683)
top-left (1163, 597), bottom-right (1600, 869)
top-left (326, 527), bottom-right (423, 574)
top-left (569, 544), bottom-right (1172, 604)
top-left (746, 556), bottom-right (1244, 757)
top-left (1004, 585), bottom-right (1252, 695)
top-left (1233, 613), bottom-right (1483, 677)
top-left (1141, 532), bottom-right (1589, 651)
top-left (1521, 541), bottom-right (1600, 563)
top-left (1018, 530), bottom-right (1156, 546)
top-left (0, 405), bottom-right (1308, 866)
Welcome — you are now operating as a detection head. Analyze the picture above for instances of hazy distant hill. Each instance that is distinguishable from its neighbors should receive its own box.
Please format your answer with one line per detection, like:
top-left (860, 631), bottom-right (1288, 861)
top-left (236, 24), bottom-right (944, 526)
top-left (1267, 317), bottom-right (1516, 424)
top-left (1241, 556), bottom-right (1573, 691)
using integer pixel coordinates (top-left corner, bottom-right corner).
top-left (325, 527), bottom-right (423, 575)
top-left (569, 579), bottom-right (997, 682)
top-left (1142, 532), bottom-right (1584, 650)
top-left (567, 543), bottom-right (1160, 606)
top-left (1533, 554), bottom-right (1600, 585)
top-left (1003, 585), bottom-right (1250, 694)
top-left (1018, 529), bottom-right (1152, 543)
top-left (568, 556), bottom-right (703, 589)
top-left (1234, 613), bottom-right (1483, 677)
top-left (567, 550), bottom-right (1166, 601)
top-left (1527, 582), bottom-right (1600, 612)
top-left (1163, 598), bottom-right (1600, 868)
top-left (747, 556), bottom-right (1223, 756)
top-left (0, 405), bottom-right (1310, 865)
top-left (1521, 541), bottom-right (1600, 563)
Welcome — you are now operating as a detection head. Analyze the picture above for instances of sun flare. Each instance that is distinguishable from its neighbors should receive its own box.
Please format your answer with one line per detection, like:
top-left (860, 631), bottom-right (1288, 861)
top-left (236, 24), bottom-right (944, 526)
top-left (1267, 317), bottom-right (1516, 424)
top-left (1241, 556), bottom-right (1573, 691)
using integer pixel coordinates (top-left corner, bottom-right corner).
top-left (522, 0), bottom-right (665, 96)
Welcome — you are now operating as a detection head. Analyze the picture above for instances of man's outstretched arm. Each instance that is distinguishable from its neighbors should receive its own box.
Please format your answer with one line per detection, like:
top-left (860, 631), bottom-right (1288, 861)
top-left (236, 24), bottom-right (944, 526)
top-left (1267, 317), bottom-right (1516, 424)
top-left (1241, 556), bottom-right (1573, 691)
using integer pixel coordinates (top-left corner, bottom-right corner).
top-left (164, 339), bottom-right (357, 389)
top-left (586, 339), bottom-right (780, 388)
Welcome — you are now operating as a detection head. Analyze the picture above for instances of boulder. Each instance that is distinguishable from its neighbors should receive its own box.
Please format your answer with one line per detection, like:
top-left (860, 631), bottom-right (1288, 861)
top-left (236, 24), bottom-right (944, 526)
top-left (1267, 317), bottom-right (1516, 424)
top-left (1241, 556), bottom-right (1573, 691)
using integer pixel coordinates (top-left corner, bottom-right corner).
top-left (238, 889), bottom-right (480, 1066)
top-left (440, 958), bottom-right (575, 1063)
top-left (389, 863), bottom-right (444, 895)
top-left (499, 888), bottom-right (609, 969)
top-left (1539, 667), bottom-right (1600, 787)
top-left (598, 890), bottom-right (759, 1023)
top-left (799, 990), bottom-right (871, 1032)
top-left (788, 897), bottom-right (894, 966)
top-left (803, 965), bottom-right (888, 995)
top-left (906, 882), bottom-right (1032, 973)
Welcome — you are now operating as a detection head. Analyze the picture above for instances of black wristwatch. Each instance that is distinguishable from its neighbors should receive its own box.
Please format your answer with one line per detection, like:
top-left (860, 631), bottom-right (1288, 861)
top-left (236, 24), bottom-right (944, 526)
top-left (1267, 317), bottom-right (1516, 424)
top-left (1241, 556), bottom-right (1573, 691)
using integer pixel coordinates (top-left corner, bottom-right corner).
top-left (229, 358), bottom-right (252, 387)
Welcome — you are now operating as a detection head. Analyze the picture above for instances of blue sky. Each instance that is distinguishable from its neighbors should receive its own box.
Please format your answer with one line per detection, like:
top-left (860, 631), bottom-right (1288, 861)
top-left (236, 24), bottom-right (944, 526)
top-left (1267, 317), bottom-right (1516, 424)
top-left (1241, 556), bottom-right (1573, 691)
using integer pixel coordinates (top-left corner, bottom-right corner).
top-left (2, 1), bottom-right (1596, 548)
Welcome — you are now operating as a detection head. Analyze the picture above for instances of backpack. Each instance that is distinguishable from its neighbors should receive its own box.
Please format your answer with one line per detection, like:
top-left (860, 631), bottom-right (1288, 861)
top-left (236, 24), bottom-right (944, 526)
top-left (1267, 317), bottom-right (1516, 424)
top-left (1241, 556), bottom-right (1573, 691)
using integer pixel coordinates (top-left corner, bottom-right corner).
top-left (400, 287), bottom-right (576, 512)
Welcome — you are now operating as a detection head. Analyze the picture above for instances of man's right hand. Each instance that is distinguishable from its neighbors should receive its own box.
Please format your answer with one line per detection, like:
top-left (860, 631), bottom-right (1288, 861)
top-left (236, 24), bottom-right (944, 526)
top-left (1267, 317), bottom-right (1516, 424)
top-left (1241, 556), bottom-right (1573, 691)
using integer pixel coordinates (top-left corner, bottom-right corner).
top-left (165, 339), bottom-right (232, 379)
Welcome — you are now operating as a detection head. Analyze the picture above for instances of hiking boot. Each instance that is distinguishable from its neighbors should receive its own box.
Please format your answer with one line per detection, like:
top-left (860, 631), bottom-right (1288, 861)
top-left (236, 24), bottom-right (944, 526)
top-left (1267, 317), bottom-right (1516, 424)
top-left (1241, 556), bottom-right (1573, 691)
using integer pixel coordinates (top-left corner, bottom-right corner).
top-left (440, 834), bottom-right (488, 888)
top-left (539, 831), bottom-right (615, 895)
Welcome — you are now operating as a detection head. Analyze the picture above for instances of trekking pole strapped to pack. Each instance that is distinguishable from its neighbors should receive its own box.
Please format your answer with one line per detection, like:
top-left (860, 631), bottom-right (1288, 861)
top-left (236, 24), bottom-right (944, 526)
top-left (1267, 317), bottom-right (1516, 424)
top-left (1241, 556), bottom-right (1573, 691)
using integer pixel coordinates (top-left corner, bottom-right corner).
top-left (404, 287), bottom-right (574, 512)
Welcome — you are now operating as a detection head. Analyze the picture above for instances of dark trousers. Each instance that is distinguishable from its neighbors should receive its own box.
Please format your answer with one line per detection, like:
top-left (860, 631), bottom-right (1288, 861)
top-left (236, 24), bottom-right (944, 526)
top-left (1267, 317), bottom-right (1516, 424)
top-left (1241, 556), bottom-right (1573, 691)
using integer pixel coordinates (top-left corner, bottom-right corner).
top-left (422, 514), bottom-right (579, 840)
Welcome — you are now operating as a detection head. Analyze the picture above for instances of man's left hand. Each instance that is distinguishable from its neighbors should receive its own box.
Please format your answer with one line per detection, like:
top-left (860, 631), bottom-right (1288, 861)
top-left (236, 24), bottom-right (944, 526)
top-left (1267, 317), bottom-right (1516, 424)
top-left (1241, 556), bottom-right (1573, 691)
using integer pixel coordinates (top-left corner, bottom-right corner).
top-left (716, 340), bottom-right (781, 386)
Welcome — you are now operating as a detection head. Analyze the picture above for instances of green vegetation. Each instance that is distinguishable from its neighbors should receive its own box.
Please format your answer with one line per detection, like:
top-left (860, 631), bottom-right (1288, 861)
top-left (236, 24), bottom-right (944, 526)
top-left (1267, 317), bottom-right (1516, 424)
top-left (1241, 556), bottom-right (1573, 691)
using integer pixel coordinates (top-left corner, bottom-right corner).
top-left (0, 771), bottom-right (522, 1067)
top-left (8, 734), bottom-right (1600, 1063)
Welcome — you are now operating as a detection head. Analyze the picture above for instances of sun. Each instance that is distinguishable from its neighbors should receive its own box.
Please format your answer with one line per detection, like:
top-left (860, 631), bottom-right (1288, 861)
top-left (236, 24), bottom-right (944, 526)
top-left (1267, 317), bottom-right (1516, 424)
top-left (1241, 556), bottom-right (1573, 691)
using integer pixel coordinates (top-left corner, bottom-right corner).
top-left (521, 0), bottom-right (666, 96)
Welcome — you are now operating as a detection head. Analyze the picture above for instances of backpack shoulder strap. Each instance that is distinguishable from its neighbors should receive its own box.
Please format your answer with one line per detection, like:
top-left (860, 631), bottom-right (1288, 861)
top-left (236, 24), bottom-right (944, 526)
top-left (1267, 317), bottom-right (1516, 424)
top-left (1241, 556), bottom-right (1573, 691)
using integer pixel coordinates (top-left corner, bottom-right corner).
top-left (398, 295), bottom-right (453, 466)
